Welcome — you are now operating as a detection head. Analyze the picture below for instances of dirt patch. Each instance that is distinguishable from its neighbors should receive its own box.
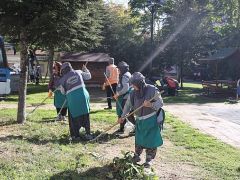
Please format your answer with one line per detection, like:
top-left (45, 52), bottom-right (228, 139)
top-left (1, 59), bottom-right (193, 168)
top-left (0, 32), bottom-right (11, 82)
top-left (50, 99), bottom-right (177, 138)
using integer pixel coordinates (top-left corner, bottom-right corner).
top-left (165, 103), bottom-right (240, 148)
top-left (94, 130), bottom-right (204, 179)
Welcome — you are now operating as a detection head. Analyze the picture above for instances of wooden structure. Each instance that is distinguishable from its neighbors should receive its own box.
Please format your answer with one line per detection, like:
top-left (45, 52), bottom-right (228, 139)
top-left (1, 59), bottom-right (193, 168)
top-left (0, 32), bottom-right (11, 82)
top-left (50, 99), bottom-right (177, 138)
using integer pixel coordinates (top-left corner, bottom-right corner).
top-left (199, 48), bottom-right (240, 80)
top-left (202, 80), bottom-right (236, 96)
top-left (60, 52), bottom-right (110, 86)
top-left (199, 48), bottom-right (240, 96)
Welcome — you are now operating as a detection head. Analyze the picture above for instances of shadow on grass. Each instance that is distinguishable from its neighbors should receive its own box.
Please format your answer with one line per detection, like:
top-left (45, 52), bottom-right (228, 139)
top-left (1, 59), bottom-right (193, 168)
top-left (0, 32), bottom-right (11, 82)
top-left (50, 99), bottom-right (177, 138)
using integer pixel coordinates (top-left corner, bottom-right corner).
top-left (0, 135), bottom-right (71, 145)
top-left (0, 97), bottom-right (18, 102)
top-left (0, 130), bottom-right (123, 146)
top-left (90, 109), bottom-right (115, 114)
top-left (27, 84), bottom-right (48, 95)
top-left (37, 118), bottom-right (57, 123)
top-left (0, 120), bottom-right (17, 127)
top-left (89, 130), bottom-right (134, 145)
top-left (163, 86), bottom-right (233, 104)
top-left (50, 165), bottom-right (111, 180)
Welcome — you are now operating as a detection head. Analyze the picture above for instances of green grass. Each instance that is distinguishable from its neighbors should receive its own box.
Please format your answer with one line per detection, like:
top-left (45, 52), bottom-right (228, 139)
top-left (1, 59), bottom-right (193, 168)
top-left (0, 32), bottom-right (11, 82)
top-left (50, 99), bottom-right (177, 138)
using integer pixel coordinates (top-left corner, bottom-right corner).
top-left (0, 108), bottom-right (240, 179)
top-left (2, 83), bottom-right (52, 105)
top-left (0, 82), bottom-right (238, 179)
top-left (163, 82), bottom-right (228, 104)
top-left (0, 109), bottom-right (116, 179)
top-left (165, 114), bottom-right (240, 179)
top-left (1, 82), bottom-right (233, 105)
top-left (2, 84), bottom-right (107, 105)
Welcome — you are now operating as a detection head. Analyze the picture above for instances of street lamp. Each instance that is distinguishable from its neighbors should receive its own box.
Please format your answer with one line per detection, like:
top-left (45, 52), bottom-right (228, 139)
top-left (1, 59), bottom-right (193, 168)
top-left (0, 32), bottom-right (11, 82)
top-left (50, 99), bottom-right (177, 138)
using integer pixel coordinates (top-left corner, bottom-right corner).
top-left (145, 0), bottom-right (165, 74)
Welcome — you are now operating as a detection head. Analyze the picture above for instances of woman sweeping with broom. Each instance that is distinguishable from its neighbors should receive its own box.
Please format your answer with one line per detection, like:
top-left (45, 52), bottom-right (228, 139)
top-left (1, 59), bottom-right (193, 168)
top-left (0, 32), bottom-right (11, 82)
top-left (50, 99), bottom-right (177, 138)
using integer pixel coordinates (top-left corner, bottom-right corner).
top-left (118, 72), bottom-right (164, 168)
top-left (48, 62), bottom-right (67, 121)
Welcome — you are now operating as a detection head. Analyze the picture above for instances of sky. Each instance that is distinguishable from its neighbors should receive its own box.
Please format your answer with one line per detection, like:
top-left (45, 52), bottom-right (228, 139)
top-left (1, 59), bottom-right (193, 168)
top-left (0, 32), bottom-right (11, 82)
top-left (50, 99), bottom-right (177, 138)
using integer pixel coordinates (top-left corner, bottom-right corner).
top-left (105, 0), bottom-right (128, 7)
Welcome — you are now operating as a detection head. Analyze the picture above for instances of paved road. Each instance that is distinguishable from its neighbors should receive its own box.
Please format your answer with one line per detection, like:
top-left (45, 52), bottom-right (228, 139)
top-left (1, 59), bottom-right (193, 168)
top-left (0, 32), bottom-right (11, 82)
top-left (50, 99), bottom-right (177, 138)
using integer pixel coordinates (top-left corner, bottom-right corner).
top-left (165, 103), bottom-right (240, 148)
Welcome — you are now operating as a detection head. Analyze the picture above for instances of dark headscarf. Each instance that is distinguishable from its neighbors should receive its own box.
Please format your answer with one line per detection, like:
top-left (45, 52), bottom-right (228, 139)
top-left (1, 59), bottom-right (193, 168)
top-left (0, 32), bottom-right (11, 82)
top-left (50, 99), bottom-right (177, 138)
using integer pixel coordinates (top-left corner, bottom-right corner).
top-left (118, 61), bottom-right (129, 75)
top-left (109, 58), bottom-right (114, 65)
top-left (61, 62), bottom-right (73, 75)
top-left (130, 72), bottom-right (146, 98)
top-left (53, 61), bottom-right (62, 76)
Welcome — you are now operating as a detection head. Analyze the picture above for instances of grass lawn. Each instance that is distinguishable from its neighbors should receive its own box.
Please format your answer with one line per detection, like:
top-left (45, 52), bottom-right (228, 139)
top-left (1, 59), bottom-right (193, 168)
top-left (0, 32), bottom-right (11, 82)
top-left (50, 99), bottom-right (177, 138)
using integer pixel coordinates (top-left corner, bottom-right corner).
top-left (1, 82), bottom-right (230, 107)
top-left (2, 84), bottom-right (52, 105)
top-left (0, 109), bottom-right (239, 179)
top-left (163, 82), bottom-right (229, 104)
top-left (2, 83), bottom-right (106, 105)
top-left (165, 114), bottom-right (240, 179)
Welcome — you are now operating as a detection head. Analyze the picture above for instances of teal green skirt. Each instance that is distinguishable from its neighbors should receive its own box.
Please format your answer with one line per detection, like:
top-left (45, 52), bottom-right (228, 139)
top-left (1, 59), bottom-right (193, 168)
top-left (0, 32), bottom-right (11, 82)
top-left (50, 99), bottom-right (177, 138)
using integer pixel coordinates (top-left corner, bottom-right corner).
top-left (135, 114), bottom-right (163, 148)
top-left (66, 87), bottom-right (90, 118)
top-left (54, 90), bottom-right (67, 108)
top-left (116, 95), bottom-right (124, 117)
top-left (116, 89), bottom-right (132, 117)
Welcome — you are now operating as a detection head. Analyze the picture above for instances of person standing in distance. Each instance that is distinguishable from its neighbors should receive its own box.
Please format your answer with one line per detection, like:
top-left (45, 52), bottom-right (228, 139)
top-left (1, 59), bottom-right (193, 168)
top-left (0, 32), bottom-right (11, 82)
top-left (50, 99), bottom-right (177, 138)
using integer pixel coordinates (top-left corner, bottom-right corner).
top-left (104, 58), bottom-right (119, 110)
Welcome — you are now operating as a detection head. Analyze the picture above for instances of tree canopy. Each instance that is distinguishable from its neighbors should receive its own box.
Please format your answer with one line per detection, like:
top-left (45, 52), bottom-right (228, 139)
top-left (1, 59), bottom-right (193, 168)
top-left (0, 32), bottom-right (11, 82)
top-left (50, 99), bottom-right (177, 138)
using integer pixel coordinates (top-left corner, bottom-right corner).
top-left (0, 0), bottom-right (104, 123)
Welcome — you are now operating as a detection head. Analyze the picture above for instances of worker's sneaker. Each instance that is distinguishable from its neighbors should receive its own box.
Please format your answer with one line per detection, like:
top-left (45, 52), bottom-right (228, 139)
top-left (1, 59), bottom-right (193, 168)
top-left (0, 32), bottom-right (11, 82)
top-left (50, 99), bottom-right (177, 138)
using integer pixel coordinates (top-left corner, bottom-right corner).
top-left (61, 116), bottom-right (67, 121)
top-left (132, 155), bottom-right (141, 164)
top-left (56, 115), bottom-right (61, 121)
top-left (143, 160), bottom-right (153, 168)
top-left (85, 134), bottom-right (93, 141)
top-left (104, 107), bottom-right (112, 110)
top-left (115, 129), bottom-right (124, 135)
top-left (71, 136), bottom-right (81, 142)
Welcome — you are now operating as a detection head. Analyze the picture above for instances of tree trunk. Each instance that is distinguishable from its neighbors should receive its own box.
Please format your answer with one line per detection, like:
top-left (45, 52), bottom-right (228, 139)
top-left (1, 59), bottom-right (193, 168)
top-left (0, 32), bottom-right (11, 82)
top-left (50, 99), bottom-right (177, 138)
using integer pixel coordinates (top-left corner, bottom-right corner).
top-left (48, 47), bottom-right (54, 82)
top-left (17, 30), bottom-right (28, 124)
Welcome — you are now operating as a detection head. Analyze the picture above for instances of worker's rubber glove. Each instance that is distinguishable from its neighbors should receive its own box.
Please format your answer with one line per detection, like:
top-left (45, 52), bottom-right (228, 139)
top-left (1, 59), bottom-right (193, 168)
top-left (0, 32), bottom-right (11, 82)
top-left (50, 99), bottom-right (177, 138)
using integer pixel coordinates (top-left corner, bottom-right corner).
top-left (143, 100), bottom-right (152, 108)
top-left (48, 90), bottom-right (53, 98)
top-left (102, 83), bottom-right (106, 91)
top-left (82, 64), bottom-right (87, 71)
top-left (118, 117), bottom-right (124, 124)
top-left (113, 93), bottom-right (119, 100)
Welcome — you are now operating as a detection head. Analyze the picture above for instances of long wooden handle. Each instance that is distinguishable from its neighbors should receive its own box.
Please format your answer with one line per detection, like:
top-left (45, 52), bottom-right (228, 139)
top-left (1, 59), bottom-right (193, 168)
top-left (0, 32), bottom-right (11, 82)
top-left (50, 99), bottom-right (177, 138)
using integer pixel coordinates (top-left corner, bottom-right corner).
top-left (122, 92), bottom-right (162, 120)
top-left (90, 122), bottom-right (119, 142)
top-left (27, 88), bottom-right (58, 116)
top-left (90, 91), bottom-right (163, 142)
top-left (55, 99), bottom-right (67, 121)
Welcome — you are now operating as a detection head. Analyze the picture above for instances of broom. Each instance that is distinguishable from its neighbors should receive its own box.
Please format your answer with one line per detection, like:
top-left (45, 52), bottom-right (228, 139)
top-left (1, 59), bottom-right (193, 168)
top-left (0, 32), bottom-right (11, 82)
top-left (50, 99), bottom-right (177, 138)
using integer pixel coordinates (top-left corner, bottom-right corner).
top-left (90, 91), bottom-right (161, 142)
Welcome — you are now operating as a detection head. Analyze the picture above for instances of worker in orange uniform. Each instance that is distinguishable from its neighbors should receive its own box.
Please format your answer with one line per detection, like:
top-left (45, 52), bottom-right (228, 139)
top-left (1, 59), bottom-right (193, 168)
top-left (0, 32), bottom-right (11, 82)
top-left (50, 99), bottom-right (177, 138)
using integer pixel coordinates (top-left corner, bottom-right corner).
top-left (104, 58), bottom-right (119, 109)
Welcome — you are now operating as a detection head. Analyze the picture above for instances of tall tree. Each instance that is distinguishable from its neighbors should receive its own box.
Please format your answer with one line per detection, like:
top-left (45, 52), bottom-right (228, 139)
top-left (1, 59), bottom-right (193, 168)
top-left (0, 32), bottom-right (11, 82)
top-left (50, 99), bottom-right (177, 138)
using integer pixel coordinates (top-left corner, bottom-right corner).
top-left (95, 3), bottom-right (145, 70)
top-left (0, 0), bottom-right (96, 123)
top-left (29, 1), bottom-right (103, 80)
